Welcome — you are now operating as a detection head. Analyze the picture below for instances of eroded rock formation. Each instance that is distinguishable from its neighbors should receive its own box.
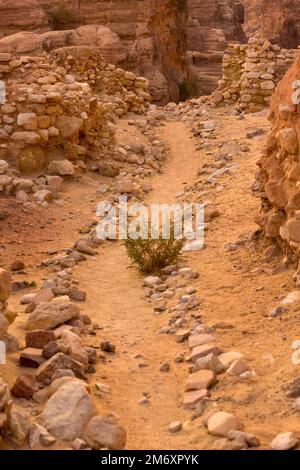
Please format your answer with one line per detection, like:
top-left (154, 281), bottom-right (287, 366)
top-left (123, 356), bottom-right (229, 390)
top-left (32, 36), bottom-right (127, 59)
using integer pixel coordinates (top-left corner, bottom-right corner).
top-left (241, 0), bottom-right (300, 49)
top-left (254, 51), bottom-right (300, 275)
top-left (0, 0), bottom-right (49, 37)
top-left (0, 25), bottom-right (127, 66)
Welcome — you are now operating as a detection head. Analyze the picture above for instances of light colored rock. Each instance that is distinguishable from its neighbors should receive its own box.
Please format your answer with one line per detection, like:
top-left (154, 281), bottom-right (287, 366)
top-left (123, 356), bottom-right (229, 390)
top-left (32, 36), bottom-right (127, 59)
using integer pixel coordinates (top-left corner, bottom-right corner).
top-left (169, 421), bottom-right (182, 433)
top-left (188, 334), bottom-right (215, 349)
top-left (4, 404), bottom-right (31, 447)
top-left (182, 389), bottom-right (208, 409)
top-left (185, 370), bottom-right (217, 390)
top-left (218, 351), bottom-right (245, 369)
top-left (227, 359), bottom-right (249, 376)
top-left (195, 353), bottom-right (226, 375)
top-left (11, 131), bottom-right (41, 144)
top-left (278, 128), bottom-right (298, 154)
top-left (17, 112), bottom-right (38, 131)
top-left (270, 432), bottom-right (298, 450)
top-left (143, 276), bottom-right (161, 287)
top-left (190, 344), bottom-right (220, 362)
top-left (29, 422), bottom-right (56, 448)
top-left (25, 300), bottom-right (79, 331)
top-left (41, 380), bottom-right (95, 441)
top-left (25, 288), bottom-right (54, 313)
top-left (207, 411), bottom-right (239, 437)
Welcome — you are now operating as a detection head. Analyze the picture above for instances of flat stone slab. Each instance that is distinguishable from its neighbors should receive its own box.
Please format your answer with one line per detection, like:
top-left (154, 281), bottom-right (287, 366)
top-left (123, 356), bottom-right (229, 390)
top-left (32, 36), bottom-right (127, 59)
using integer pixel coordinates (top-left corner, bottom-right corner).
top-left (183, 389), bottom-right (208, 409)
top-left (185, 369), bottom-right (217, 391)
top-left (188, 334), bottom-right (215, 349)
top-left (190, 344), bottom-right (220, 362)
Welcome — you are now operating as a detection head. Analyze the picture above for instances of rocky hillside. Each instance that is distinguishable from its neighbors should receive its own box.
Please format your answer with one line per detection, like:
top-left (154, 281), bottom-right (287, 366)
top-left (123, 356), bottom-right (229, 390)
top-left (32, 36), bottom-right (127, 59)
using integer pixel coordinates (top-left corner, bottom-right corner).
top-left (241, 0), bottom-right (300, 48)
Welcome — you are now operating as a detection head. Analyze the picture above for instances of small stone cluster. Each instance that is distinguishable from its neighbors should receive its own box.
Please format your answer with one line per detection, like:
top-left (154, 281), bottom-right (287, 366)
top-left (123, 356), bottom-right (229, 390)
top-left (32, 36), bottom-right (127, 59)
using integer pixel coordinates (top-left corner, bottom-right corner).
top-left (213, 32), bottom-right (297, 113)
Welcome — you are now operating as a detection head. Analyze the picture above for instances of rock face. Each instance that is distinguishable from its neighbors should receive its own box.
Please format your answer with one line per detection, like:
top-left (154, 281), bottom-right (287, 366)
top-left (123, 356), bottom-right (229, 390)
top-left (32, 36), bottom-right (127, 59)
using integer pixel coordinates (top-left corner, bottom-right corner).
top-left (241, 0), bottom-right (300, 49)
top-left (255, 52), bottom-right (300, 275)
top-left (186, 0), bottom-right (246, 95)
top-left (0, 25), bottom-right (127, 65)
top-left (0, 268), bottom-right (19, 352)
top-left (0, 0), bottom-right (49, 38)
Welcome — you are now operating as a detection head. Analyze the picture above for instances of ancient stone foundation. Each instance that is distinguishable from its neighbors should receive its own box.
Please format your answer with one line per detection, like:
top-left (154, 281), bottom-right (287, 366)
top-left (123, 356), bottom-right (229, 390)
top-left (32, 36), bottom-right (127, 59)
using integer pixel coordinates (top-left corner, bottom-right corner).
top-left (0, 48), bottom-right (150, 182)
top-left (213, 32), bottom-right (297, 113)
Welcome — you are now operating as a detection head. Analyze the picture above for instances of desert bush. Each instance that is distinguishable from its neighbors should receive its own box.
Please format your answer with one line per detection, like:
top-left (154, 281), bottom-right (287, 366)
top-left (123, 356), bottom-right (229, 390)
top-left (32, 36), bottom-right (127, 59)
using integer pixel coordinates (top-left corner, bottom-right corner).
top-left (178, 79), bottom-right (202, 101)
top-left (50, 1), bottom-right (78, 30)
top-left (124, 228), bottom-right (184, 274)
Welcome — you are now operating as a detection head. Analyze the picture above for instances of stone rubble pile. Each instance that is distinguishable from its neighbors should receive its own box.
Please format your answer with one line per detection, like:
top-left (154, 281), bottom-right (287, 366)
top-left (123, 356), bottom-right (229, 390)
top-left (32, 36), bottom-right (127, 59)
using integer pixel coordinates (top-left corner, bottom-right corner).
top-left (141, 261), bottom-right (259, 449)
top-left (50, 47), bottom-right (151, 117)
top-left (0, 48), bottom-right (151, 206)
top-left (212, 31), bottom-right (297, 113)
top-left (0, 243), bottom-right (127, 449)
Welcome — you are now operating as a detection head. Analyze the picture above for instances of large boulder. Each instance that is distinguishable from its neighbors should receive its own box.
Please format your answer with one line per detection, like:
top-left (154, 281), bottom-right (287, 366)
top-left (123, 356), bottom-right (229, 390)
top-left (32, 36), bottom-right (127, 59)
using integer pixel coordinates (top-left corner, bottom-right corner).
top-left (25, 300), bottom-right (80, 331)
top-left (84, 416), bottom-right (126, 450)
top-left (47, 159), bottom-right (75, 176)
top-left (0, 25), bottom-right (126, 65)
top-left (40, 380), bottom-right (95, 441)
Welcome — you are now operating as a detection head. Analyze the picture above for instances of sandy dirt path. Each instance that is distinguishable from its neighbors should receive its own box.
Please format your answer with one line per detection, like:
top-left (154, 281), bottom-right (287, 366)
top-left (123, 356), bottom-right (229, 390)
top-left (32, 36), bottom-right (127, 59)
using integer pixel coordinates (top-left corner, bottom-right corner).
top-left (75, 122), bottom-right (201, 449)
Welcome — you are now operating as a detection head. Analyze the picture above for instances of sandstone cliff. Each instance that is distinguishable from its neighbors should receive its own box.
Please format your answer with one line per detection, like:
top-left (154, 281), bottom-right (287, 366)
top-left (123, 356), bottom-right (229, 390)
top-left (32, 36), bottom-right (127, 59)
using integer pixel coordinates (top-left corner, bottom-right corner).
top-left (241, 0), bottom-right (300, 48)
top-left (0, 0), bottom-right (49, 37)
top-left (186, 0), bottom-right (246, 95)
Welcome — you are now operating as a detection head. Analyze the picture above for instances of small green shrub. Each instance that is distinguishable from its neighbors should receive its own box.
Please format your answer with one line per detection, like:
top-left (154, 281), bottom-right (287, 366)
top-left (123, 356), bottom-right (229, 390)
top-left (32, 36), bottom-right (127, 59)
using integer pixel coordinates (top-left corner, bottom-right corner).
top-left (50, 2), bottom-right (78, 30)
top-left (178, 80), bottom-right (202, 101)
top-left (124, 229), bottom-right (184, 274)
